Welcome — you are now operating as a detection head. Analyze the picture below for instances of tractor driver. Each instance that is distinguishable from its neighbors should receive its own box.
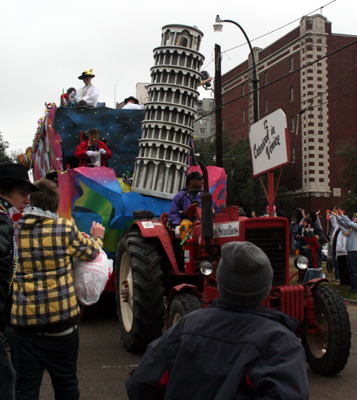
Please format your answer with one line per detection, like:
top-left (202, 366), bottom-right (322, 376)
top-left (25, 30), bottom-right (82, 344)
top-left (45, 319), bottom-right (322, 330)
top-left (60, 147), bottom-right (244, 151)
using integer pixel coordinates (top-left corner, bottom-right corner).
top-left (167, 171), bottom-right (219, 238)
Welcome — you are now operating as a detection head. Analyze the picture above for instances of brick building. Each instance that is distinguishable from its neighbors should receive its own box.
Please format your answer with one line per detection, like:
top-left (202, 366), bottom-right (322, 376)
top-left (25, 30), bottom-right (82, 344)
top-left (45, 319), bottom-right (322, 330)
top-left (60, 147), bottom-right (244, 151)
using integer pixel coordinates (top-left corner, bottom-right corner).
top-left (221, 14), bottom-right (357, 227)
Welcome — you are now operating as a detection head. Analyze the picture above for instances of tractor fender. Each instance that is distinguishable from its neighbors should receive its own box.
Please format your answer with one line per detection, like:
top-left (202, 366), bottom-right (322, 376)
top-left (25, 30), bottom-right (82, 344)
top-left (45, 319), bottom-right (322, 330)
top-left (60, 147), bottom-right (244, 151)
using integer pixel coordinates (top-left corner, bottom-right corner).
top-left (167, 284), bottom-right (202, 316)
top-left (303, 277), bottom-right (329, 290)
top-left (129, 221), bottom-right (180, 273)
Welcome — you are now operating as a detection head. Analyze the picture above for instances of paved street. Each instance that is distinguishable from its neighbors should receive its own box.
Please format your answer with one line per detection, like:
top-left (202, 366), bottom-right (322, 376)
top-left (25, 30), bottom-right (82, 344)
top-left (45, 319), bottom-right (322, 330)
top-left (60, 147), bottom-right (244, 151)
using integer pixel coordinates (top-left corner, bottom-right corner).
top-left (38, 298), bottom-right (357, 399)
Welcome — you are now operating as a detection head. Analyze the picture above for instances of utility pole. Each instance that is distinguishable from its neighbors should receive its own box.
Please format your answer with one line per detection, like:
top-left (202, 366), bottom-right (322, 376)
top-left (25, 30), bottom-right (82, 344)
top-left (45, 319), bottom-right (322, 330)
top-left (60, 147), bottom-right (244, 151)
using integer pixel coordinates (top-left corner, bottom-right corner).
top-left (214, 44), bottom-right (223, 168)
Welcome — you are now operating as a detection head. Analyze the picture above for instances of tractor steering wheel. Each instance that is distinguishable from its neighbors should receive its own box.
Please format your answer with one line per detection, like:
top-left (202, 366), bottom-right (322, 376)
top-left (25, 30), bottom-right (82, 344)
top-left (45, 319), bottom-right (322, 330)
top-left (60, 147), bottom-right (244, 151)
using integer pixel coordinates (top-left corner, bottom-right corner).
top-left (178, 189), bottom-right (203, 212)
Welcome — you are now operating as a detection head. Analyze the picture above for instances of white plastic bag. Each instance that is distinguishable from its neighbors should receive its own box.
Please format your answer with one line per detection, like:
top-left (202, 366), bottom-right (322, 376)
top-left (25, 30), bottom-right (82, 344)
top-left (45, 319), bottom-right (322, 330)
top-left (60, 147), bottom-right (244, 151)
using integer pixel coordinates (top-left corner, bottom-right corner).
top-left (73, 249), bottom-right (113, 306)
top-left (88, 151), bottom-right (101, 167)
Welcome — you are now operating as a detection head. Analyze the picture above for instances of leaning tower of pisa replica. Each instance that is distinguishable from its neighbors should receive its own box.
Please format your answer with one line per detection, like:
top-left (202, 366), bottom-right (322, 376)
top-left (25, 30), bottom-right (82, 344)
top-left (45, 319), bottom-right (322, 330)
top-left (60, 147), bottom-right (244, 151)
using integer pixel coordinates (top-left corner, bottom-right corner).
top-left (131, 24), bottom-right (205, 199)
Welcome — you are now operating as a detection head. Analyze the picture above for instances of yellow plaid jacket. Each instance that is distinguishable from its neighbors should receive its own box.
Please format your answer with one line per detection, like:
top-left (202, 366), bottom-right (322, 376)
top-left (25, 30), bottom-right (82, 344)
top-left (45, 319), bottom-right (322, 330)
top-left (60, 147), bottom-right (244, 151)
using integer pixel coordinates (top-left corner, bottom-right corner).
top-left (11, 209), bottom-right (103, 328)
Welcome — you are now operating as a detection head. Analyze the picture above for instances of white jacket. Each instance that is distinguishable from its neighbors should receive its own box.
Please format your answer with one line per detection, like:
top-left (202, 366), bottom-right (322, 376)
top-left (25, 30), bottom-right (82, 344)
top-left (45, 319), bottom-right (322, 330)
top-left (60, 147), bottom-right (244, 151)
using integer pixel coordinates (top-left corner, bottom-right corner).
top-left (331, 215), bottom-right (348, 256)
top-left (75, 84), bottom-right (99, 107)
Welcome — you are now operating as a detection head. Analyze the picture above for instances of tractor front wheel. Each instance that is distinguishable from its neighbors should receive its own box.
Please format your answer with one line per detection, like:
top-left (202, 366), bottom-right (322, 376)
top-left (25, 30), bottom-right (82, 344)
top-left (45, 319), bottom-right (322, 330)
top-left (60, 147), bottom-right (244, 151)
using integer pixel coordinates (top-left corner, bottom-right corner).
top-left (116, 231), bottom-right (165, 352)
top-left (168, 293), bottom-right (201, 328)
top-left (302, 285), bottom-right (351, 375)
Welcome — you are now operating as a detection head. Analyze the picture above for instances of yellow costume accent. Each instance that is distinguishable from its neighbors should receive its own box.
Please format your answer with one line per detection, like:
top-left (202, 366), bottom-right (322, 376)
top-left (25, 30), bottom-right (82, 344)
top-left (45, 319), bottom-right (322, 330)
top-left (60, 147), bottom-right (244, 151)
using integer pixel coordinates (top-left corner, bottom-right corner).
top-left (179, 219), bottom-right (193, 248)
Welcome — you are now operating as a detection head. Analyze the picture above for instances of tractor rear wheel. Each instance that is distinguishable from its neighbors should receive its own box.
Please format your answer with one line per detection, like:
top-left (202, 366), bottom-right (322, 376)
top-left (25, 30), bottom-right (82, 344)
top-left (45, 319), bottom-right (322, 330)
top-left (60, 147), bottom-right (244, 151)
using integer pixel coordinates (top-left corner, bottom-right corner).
top-left (168, 293), bottom-right (201, 328)
top-left (116, 231), bottom-right (165, 352)
top-left (302, 285), bottom-right (351, 375)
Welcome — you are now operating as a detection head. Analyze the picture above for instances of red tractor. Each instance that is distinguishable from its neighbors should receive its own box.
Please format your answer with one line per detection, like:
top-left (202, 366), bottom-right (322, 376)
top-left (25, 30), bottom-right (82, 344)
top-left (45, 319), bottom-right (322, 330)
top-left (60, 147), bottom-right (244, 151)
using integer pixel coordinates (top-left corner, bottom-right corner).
top-left (116, 165), bottom-right (351, 376)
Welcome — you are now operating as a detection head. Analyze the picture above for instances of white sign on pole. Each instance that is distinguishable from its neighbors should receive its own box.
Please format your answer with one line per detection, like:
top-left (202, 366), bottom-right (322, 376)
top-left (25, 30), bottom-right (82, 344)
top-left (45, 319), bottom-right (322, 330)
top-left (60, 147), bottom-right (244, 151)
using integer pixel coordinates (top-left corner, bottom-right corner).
top-left (249, 108), bottom-right (290, 177)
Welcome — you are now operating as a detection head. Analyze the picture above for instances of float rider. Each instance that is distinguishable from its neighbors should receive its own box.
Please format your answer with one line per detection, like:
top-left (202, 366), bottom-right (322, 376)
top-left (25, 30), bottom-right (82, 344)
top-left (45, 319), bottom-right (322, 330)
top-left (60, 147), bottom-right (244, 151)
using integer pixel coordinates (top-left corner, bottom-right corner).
top-left (75, 69), bottom-right (99, 107)
top-left (74, 128), bottom-right (112, 167)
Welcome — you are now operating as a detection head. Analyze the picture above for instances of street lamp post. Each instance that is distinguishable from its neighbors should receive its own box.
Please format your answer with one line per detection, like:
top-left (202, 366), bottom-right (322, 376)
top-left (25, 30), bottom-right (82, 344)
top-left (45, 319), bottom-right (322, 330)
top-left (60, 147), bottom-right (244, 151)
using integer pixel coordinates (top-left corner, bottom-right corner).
top-left (213, 15), bottom-right (261, 215)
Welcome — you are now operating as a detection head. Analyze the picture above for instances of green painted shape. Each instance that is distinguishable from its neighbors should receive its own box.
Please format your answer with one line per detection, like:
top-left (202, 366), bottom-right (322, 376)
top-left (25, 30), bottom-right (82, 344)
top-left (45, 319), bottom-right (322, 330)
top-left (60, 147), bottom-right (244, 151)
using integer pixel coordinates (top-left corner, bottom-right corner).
top-left (73, 180), bottom-right (132, 253)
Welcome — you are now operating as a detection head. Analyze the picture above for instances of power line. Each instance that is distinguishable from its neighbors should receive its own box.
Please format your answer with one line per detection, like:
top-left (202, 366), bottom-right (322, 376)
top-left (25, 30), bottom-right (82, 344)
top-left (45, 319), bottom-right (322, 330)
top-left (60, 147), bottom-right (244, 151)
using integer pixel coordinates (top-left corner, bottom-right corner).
top-left (193, 38), bottom-right (357, 125)
top-left (201, 1), bottom-right (336, 75)
top-left (213, 85), bottom-right (357, 140)
top-left (220, 75), bottom-right (357, 134)
top-left (222, 0), bottom-right (337, 55)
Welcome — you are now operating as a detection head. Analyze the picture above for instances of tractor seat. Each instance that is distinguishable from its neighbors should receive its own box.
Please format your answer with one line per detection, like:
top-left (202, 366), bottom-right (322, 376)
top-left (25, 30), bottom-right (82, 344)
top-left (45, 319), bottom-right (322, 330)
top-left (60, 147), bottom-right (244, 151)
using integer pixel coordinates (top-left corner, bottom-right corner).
top-left (159, 212), bottom-right (168, 226)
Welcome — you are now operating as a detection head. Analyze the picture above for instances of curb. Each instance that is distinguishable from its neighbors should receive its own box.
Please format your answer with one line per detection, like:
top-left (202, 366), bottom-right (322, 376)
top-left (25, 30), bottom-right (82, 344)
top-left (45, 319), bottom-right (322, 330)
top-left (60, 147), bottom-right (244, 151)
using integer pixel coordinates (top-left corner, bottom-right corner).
top-left (343, 298), bottom-right (357, 306)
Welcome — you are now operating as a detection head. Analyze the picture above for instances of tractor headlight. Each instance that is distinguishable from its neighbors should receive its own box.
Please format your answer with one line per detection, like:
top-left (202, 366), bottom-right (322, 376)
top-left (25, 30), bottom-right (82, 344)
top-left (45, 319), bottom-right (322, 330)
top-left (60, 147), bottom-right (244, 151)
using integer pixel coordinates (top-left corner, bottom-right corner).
top-left (200, 261), bottom-right (213, 276)
top-left (294, 255), bottom-right (309, 271)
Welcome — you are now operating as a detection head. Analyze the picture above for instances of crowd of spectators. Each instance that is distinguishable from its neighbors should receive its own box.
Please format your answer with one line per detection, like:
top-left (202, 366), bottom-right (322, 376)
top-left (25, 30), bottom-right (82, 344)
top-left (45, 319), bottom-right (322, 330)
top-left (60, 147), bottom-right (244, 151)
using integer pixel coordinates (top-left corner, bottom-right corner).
top-left (290, 206), bottom-right (356, 290)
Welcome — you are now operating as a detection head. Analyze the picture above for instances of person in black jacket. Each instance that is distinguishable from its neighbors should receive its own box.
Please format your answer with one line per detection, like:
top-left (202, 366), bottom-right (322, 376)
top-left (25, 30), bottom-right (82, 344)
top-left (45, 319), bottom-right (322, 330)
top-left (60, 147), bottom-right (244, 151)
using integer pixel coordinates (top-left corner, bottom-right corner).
top-left (0, 164), bottom-right (42, 400)
top-left (126, 241), bottom-right (309, 400)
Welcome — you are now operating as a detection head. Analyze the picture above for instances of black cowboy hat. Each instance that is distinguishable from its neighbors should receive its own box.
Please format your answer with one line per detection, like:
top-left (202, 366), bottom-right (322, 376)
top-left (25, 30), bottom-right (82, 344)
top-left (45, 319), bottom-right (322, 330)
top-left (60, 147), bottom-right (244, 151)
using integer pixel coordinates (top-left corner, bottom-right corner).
top-left (0, 164), bottom-right (42, 192)
top-left (78, 69), bottom-right (95, 80)
top-left (124, 96), bottom-right (139, 104)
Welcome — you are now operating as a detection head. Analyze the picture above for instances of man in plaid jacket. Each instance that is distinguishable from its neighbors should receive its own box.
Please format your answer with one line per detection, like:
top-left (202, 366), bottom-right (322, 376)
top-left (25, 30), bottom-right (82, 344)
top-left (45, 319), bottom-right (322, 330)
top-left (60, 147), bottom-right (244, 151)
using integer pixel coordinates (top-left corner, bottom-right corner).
top-left (11, 178), bottom-right (105, 400)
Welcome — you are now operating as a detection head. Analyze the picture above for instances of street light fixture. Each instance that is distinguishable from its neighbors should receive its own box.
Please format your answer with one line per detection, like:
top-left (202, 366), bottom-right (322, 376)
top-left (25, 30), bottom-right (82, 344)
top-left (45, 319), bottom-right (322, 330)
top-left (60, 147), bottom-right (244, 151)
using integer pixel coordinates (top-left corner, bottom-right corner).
top-left (213, 14), bottom-right (261, 214)
top-left (213, 16), bottom-right (223, 33)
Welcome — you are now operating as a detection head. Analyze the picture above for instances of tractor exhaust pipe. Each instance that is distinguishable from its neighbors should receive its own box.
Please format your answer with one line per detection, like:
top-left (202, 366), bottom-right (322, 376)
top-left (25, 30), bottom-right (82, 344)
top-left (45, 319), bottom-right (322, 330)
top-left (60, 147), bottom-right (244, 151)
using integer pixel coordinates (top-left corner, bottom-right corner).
top-left (199, 162), bottom-right (213, 253)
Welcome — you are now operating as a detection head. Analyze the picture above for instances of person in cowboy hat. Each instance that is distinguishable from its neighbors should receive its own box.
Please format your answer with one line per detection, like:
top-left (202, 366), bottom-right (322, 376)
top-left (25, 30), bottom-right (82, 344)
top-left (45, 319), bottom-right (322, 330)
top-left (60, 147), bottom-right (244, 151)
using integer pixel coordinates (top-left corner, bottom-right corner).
top-left (122, 96), bottom-right (144, 110)
top-left (75, 69), bottom-right (99, 107)
top-left (0, 164), bottom-right (42, 399)
top-left (10, 178), bottom-right (105, 399)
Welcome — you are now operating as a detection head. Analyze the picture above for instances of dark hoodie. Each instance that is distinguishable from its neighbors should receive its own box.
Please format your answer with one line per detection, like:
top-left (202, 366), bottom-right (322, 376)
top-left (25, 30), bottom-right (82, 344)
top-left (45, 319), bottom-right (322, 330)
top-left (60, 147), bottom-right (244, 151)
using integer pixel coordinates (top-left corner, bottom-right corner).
top-left (126, 297), bottom-right (309, 400)
top-left (0, 197), bottom-right (15, 332)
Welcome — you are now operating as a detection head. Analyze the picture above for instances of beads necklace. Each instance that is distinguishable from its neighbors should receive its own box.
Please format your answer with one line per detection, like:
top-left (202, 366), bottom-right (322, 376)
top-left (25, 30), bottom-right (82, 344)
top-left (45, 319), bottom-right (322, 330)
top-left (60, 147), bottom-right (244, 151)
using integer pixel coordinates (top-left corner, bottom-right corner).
top-left (88, 141), bottom-right (99, 151)
top-left (345, 228), bottom-right (353, 237)
top-left (81, 83), bottom-right (92, 99)
top-left (0, 201), bottom-right (18, 294)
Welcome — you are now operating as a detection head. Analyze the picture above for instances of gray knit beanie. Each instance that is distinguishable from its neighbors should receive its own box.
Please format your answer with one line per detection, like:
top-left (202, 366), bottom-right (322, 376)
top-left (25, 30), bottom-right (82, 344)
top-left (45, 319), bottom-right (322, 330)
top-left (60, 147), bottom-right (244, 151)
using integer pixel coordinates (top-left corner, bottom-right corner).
top-left (217, 241), bottom-right (273, 307)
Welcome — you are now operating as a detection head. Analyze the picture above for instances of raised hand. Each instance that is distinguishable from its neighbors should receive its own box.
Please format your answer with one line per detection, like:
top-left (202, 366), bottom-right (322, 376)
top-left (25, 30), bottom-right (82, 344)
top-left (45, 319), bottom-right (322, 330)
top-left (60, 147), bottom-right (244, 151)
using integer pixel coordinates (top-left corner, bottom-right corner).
top-left (90, 221), bottom-right (105, 239)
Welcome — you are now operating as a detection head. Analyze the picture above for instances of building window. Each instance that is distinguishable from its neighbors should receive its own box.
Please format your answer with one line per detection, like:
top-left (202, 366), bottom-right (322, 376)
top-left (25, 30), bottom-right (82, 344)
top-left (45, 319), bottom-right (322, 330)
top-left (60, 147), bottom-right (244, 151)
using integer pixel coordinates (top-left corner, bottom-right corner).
top-left (242, 84), bottom-right (245, 95)
top-left (290, 86), bottom-right (294, 102)
top-left (199, 119), bottom-right (206, 125)
top-left (290, 56), bottom-right (294, 71)
top-left (199, 128), bottom-right (207, 135)
top-left (209, 102), bottom-right (214, 107)
top-left (265, 98), bottom-right (268, 113)
top-left (242, 109), bottom-right (245, 123)
top-left (291, 147), bottom-right (295, 163)
top-left (265, 71), bottom-right (268, 85)
top-left (291, 116), bottom-right (295, 132)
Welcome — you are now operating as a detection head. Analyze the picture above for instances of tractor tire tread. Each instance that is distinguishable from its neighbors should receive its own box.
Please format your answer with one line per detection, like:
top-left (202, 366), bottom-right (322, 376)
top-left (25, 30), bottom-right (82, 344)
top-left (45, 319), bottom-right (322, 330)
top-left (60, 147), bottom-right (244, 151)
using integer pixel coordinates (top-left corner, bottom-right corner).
top-left (303, 285), bottom-right (351, 376)
top-left (116, 231), bottom-right (165, 353)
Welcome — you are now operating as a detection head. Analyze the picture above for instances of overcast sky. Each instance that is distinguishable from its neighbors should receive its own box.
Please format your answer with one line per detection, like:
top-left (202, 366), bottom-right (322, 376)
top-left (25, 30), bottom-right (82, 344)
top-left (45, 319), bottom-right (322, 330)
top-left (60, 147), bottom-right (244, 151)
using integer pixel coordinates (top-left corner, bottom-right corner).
top-left (0, 0), bottom-right (354, 154)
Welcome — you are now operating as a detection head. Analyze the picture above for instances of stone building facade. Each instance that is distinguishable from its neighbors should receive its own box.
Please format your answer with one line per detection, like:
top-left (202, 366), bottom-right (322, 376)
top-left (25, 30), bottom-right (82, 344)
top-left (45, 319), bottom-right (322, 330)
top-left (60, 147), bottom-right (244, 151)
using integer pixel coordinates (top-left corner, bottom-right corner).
top-left (131, 24), bottom-right (205, 199)
top-left (194, 98), bottom-right (215, 141)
